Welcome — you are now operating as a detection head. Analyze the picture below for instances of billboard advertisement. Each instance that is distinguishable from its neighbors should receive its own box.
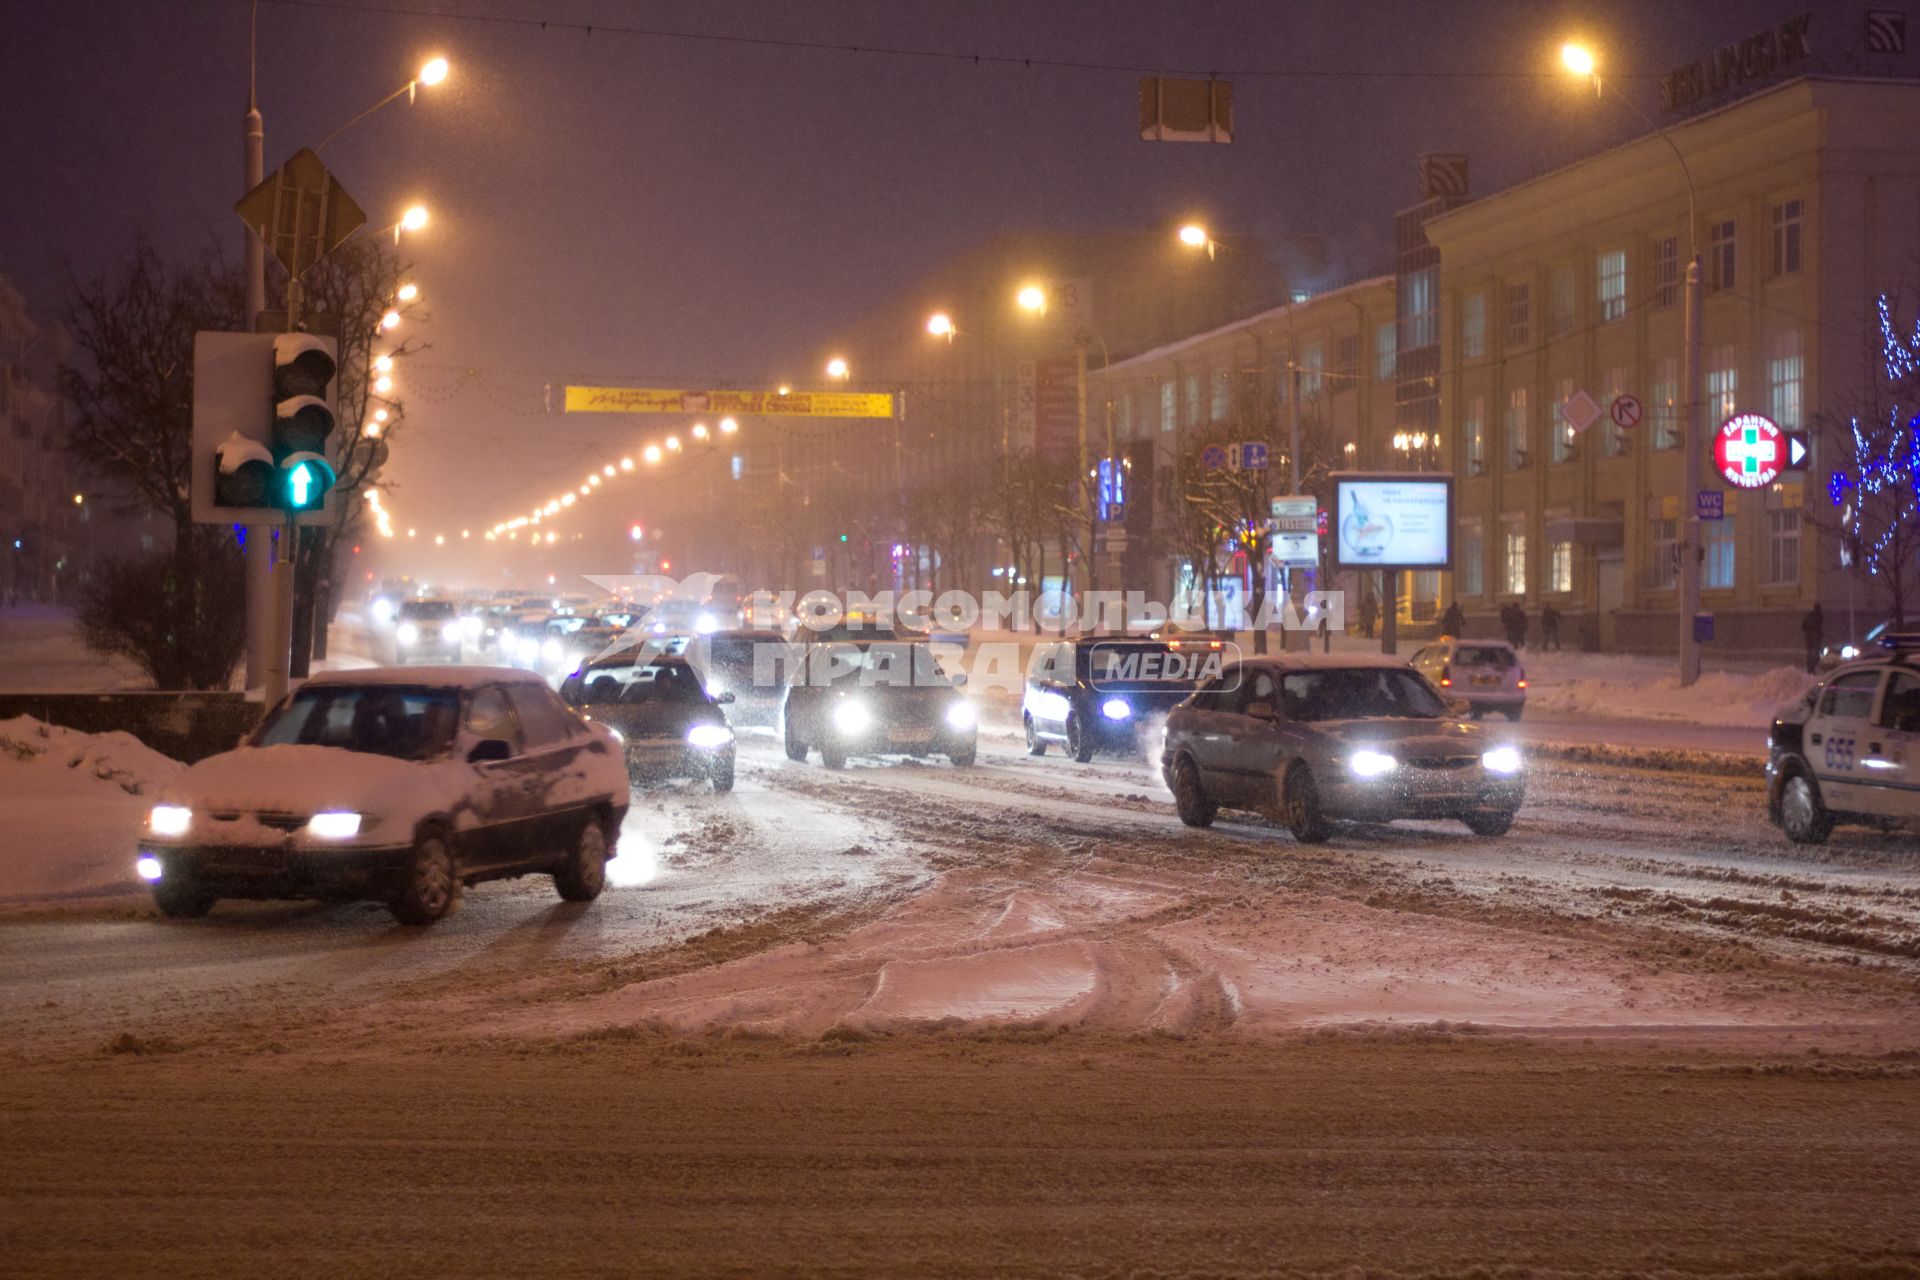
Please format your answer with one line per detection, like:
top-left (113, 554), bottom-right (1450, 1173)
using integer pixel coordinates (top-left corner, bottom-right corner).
top-left (1330, 472), bottom-right (1453, 570)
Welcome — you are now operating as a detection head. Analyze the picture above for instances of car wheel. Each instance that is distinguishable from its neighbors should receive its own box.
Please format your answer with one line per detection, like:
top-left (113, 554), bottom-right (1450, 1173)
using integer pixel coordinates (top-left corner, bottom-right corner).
top-left (1462, 809), bottom-right (1516, 837)
top-left (710, 750), bottom-right (736, 794)
top-left (1066, 714), bottom-right (1095, 764)
top-left (390, 828), bottom-right (459, 925)
top-left (821, 741), bottom-right (848, 770)
top-left (1503, 705), bottom-right (1524, 721)
top-left (1024, 715), bottom-right (1047, 757)
top-left (152, 876), bottom-right (214, 919)
top-left (1172, 757), bottom-right (1216, 828)
top-left (1282, 766), bottom-right (1331, 844)
top-left (1780, 772), bottom-right (1833, 845)
top-left (783, 713), bottom-right (809, 762)
top-left (1468, 706), bottom-right (1485, 720)
top-left (554, 816), bottom-right (609, 902)
top-left (948, 739), bottom-right (978, 767)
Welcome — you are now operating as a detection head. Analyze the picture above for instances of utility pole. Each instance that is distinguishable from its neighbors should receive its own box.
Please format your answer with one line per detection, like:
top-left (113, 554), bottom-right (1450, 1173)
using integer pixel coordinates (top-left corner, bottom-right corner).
top-left (1679, 255), bottom-right (1703, 687)
top-left (242, 2), bottom-right (279, 704)
top-left (1074, 334), bottom-right (1090, 610)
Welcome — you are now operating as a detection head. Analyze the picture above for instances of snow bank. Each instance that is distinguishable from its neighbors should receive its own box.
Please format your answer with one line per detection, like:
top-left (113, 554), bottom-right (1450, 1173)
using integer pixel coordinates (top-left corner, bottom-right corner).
top-left (0, 605), bottom-right (147, 692)
top-left (0, 716), bottom-right (183, 902)
top-left (1519, 652), bottom-right (1814, 728)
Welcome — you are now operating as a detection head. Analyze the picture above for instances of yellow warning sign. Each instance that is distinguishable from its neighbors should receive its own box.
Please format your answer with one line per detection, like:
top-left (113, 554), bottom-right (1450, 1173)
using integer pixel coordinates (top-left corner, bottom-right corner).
top-left (564, 385), bottom-right (894, 419)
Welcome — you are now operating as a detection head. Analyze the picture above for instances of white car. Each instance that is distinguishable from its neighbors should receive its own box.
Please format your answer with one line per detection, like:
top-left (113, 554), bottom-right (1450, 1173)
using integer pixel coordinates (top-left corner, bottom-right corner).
top-left (1767, 634), bottom-right (1920, 844)
top-left (136, 668), bottom-right (631, 924)
top-left (1408, 638), bottom-right (1527, 719)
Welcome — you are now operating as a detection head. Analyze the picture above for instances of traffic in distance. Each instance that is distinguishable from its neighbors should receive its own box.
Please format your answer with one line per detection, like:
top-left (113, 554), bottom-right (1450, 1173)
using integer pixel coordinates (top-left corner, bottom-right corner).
top-left (136, 579), bottom-right (1920, 925)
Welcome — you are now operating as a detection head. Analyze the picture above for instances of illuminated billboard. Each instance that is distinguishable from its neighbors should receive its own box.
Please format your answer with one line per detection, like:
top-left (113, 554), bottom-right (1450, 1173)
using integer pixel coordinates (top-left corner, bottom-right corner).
top-left (1330, 472), bottom-right (1453, 570)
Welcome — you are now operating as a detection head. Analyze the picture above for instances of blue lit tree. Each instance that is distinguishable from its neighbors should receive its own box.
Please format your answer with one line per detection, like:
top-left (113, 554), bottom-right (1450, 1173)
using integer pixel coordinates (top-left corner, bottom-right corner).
top-left (1823, 292), bottom-right (1920, 628)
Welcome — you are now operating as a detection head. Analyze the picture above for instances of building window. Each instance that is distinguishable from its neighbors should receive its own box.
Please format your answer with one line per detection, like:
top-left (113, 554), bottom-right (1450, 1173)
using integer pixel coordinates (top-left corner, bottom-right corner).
top-left (1768, 329), bottom-right (1802, 430)
top-left (1708, 218), bottom-right (1737, 291)
top-left (1336, 334), bottom-right (1360, 383)
top-left (1551, 376), bottom-right (1575, 464)
top-left (1400, 265), bottom-right (1437, 350)
top-left (1505, 387), bottom-right (1529, 469)
top-left (1210, 369), bottom-right (1231, 422)
top-left (1298, 342), bottom-right (1324, 399)
top-left (1652, 357), bottom-right (1680, 450)
top-left (1770, 198), bottom-right (1802, 276)
top-left (1648, 517), bottom-right (1677, 590)
top-left (1597, 250), bottom-right (1626, 323)
top-left (1184, 373), bottom-right (1202, 425)
top-left (1505, 281), bottom-right (1530, 348)
top-left (1704, 516), bottom-right (1735, 589)
top-left (1549, 540), bottom-right (1573, 594)
top-left (1707, 346), bottom-right (1738, 422)
top-left (1464, 395), bottom-right (1485, 475)
top-left (1161, 379), bottom-right (1176, 433)
top-left (1462, 292), bottom-right (1486, 360)
top-left (1460, 522), bottom-right (1484, 596)
top-left (1549, 263), bottom-right (1575, 338)
top-left (1766, 508), bottom-right (1801, 586)
top-left (1652, 235), bottom-right (1679, 308)
top-left (1599, 366), bottom-right (1628, 456)
top-left (1502, 519), bottom-right (1528, 596)
top-left (1374, 322), bottom-right (1396, 381)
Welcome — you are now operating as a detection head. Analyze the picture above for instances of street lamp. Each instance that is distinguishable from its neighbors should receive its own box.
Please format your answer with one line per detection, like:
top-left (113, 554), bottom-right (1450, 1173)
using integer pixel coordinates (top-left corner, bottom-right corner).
top-left (825, 356), bottom-right (849, 381)
top-left (316, 55), bottom-right (453, 153)
top-left (1014, 282), bottom-right (1114, 602)
top-left (1563, 38), bottom-right (1704, 687)
top-left (396, 283), bottom-right (419, 303)
top-left (926, 312), bottom-right (954, 340)
top-left (719, 417), bottom-right (739, 434)
top-left (1016, 284), bottom-right (1047, 315)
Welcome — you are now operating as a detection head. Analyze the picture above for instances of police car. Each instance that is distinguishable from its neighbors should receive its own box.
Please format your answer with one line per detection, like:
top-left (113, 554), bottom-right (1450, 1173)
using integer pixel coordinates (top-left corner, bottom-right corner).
top-left (1767, 632), bottom-right (1920, 844)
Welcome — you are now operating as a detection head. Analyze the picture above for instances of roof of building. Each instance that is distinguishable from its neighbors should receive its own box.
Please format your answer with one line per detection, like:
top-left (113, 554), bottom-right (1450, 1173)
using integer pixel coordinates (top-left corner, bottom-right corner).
top-left (1099, 274), bottom-right (1395, 373)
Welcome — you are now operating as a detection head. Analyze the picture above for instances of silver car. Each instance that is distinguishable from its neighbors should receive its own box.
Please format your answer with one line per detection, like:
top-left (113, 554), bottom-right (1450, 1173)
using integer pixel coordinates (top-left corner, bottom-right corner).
top-left (1160, 656), bottom-right (1526, 842)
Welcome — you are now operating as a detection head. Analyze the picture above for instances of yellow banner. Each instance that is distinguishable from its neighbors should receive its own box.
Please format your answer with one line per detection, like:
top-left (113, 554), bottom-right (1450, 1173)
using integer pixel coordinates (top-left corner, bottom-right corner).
top-left (564, 385), bottom-right (894, 419)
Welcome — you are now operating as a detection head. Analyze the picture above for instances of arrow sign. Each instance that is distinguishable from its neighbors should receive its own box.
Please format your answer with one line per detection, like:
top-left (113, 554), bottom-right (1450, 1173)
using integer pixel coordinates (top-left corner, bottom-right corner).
top-left (1785, 431), bottom-right (1811, 470)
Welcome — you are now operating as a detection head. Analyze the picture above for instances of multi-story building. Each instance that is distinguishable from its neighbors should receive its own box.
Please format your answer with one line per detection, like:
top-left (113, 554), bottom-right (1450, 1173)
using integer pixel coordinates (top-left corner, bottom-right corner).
top-left (0, 275), bottom-right (87, 604)
top-left (1429, 75), bottom-right (1920, 655)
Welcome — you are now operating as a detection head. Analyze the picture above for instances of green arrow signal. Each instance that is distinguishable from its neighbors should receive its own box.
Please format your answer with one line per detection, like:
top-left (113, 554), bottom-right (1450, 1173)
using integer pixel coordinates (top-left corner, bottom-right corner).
top-left (289, 462), bottom-right (315, 507)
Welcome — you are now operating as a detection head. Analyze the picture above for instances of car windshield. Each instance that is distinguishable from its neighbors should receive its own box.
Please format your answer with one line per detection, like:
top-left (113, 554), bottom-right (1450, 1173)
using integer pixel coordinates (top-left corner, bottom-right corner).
top-left (399, 601), bottom-right (456, 620)
top-left (1279, 668), bottom-right (1448, 721)
top-left (567, 661), bottom-right (708, 706)
top-left (1454, 645), bottom-right (1515, 669)
top-left (817, 641), bottom-right (949, 687)
top-left (255, 685), bottom-right (460, 759)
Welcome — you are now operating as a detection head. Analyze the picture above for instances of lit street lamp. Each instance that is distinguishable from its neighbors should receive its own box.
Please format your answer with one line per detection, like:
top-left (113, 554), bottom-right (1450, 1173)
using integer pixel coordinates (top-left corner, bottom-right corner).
top-left (1563, 39), bottom-right (1704, 687)
top-left (1016, 284), bottom-right (1047, 315)
top-left (926, 312), bottom-right (954, 340)
top-left (316, 56), bottom-right (453, 153)
top-left (825, 356), bottom-right (849, 382)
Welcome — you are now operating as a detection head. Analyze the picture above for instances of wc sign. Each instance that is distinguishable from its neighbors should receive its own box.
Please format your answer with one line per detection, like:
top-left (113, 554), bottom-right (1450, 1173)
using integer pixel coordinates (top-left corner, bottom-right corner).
top-left (1712, 412), bottom-right (1788, 489)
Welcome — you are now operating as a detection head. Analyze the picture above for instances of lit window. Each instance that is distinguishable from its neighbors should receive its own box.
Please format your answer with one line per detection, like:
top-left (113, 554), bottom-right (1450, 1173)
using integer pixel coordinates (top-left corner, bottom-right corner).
top-left (1647, 517), bottom-right (1678, 590)
top-left (1464, 395), bottom-right (1485, 475)
top-left (1549, 540), bottom-right (1573, 593)
top-left (1505, 281), bottom-right (1530, 348)
top-left (1600, 366), bottom-right (1628, 456)
top-left (1505, 387), bottom-right (1529, 469)
top-left (1768, 330), bottom-right (1802, 430)
top-left (1766, 507), bottom-right (1801, 586)
top-left (1459, 523), bottom-right (1484, 596)
top-left (1298, 342), bottom-right (1324, 399)
top-left (1704, 516), bottom-right (1736, 589)
top-left (1375, 322), bottom-right (1396, 381)
top-left (1210, 370), bottom-right (1230, 422)
top-left (1502, 519), bottom-right (1528, 595)
top-left (1160, 379), bottom-right (1176, 433)
top-left (1551, 376), bottom-right (1575, 464)
top-left (1399, 266), bottom-right (1437, 350)
top-left (1596, 250), bottom-right (1626, 323)
top-left (1652, 235), bottom-right (1679, 308)
top-left (1651, 357), bottom-right (1680, 450)
top-left (1706, 347), bottom-right (1738, 422)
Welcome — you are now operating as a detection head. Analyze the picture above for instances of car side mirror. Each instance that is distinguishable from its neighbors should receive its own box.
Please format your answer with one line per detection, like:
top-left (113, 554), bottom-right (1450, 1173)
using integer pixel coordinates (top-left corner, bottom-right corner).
top-left (468, 738), bottom-right (513, 764)
top-left (715, 690), bottom-right (736, 704)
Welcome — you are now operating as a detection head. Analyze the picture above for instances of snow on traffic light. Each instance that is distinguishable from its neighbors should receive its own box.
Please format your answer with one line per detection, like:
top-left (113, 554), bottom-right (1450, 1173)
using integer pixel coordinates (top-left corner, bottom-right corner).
top-left (191, 331), bottom-right (340, 525)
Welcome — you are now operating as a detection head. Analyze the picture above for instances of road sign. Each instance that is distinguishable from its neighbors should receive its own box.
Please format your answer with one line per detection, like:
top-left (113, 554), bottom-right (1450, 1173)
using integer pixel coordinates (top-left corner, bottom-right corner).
top-left (1697, 490), bottom-right (1724, 521)
top-left (565, 386), bottom-right (895, 419)
top-left (1236, 441), bottom-right (1270, 470)
top-left (1560, 389), bottom-right (1602, 435)
top-left (1610, 394), bottom-right (1643, 429)
top-left (1269, 495), bottom-right (1319, 568)
top-left (1784, 431), bottom-right (1811, 470)
top-left (1201, 444), bottom-right (1227, 472)
top-left (1712, 412), bottom-right (1787, 488)
top-left (234, 148), bottom-right (366, 277)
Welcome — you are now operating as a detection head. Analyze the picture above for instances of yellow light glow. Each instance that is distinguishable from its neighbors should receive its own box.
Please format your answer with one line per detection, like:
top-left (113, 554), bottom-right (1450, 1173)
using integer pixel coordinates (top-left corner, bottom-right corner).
top-left (719, 417), bottom-right (739, 433)
top-left (546, 531), bottom-right (558, 544)
top-left (777, 384), bottom-right (791, 396)
top-left (419, 56), bottom-right (450, 86)
top-left (643, 444), bottom-right (662, 463)
top-left (373, 354), bottom-right (393, 372)
top-left (825, 357), bottom-right (848, 380)
top-left (588, 475), bottom-right (601, 487)
top-left (364, 422), bottom-right (382, 438)
top-left (561, 493), bottom-right (575, 506)
top-left (692, 423), bottom-right (709, 440)
top-left (400, 205), bottom-right (430, 232)
top-left (620, 457), bottom-right (635, 471)
top-left (396, 283), bottom-right (419, 303)
top-left (72, 492), bottom-right (83, 505)
top-left (927, 312), bottom-right (953, 337)
top-left (1561, 42), bottom-right (1596, 77)
top-left (1178, 223), bottom-right (1208, 248)
top-left (1016, 284), bottom-right (1046, 313)
top-left (407, 528), bottom-right (417, 538)
top-left (666, 435), bottom-right (681, 451)
top-left (434, 534), bottom-right (445, 546)
top-left (380, 310), bottom-right (401, 330)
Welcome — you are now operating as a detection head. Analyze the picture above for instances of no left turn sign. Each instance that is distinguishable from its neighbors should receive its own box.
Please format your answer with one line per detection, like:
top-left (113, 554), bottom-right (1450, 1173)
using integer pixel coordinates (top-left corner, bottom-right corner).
top-left (1610, 394), bottom-right (1643, 429)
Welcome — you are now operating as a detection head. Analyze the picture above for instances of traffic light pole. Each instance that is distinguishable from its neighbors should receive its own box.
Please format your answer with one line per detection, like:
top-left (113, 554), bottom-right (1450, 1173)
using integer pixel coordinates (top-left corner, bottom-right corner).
top-left (243, 81), bottom-right (278, 703)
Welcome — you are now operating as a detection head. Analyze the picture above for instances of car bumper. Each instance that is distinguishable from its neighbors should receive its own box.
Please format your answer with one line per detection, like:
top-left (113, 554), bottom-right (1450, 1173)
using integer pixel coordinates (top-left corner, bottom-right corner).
top-left (138, 840), bottom-right (416, 901)
top-left (624, 742), bottom-right (732, 780)
top-left (829, 725), bottom-right (974, 756)
top-left (1319, 772), bottom-right (1526, 820)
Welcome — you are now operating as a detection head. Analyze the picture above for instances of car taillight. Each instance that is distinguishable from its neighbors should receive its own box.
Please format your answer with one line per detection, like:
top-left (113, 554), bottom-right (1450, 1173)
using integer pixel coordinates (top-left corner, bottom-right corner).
top-left (1517, 672), bottom-right (1528, 689)
top-left (1438, 665), bottom-right (1451, 688)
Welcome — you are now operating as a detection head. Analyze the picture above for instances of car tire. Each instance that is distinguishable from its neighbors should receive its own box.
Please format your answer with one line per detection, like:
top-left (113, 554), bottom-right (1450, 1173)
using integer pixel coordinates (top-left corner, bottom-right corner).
top-left (1462, 809), bottom-right (1516, 837)
top-left (1504, 705), bottom-right (1524, 721)
top-left (390, 828), bottom-right (459, 926)
top-left (1024, 715), bottom-right (1047, 757)
top-left (821, 741), bottom-right (848, 770)
top-left (554, 816), bottom-right (609, 903)
top-left (1780, 771), bottom-right (1834, 846)
top-left (783, 713), bottom-right (809, 763)
top-left (948, 739), bottom-right (978, 767)
top-left (1171, 757), bottom-right (1216, 828)
top-left (1282, 766), bottom-right (1331, 844)
top-left (1066, 714), bottom-right (1095, 764)
top-left (710, 751), bottom-right (736, 794)
top-left (152, 876), bottom-right (215, 919)
top-left (1468, 706), bottom-right (1485, 720)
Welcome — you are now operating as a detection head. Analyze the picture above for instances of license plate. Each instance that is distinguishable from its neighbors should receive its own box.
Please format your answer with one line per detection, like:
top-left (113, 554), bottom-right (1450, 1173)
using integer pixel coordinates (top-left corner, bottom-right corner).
top-left (1472, 675), bottom-right (1498, 686)
top-left (894, 729), bottom-right (935, 745)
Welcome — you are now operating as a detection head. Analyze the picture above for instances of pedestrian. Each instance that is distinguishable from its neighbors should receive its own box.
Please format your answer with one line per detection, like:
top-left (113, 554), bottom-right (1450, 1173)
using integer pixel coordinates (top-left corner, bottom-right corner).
top-left (1514, 604), bottom-right (1530, 650)
top-left (1499, 601), bottom-right (1517, 647)
top-left (1358, 590), bottom-right (1377, 641)
top-left (1802, 602), bottom-right (1825, 674)
top-left (1541, 602), bottom-right (1561, 651)
top-left (1441, 600), bottom-right (1465, 638)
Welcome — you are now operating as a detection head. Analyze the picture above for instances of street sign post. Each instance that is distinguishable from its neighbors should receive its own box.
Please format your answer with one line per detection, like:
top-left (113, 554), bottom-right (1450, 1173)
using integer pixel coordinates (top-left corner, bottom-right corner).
top-left (1229, 441), bottom-right (1269, 471)
top-left (1201, 444), bottom-right (1227, 472)
top-left (1270, 495), bottom-right (1319, 568)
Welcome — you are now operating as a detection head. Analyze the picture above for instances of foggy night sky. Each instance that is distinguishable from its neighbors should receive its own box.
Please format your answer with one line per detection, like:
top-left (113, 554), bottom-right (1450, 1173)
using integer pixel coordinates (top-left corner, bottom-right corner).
top-left (2, 0), bottom-right (1793, 548)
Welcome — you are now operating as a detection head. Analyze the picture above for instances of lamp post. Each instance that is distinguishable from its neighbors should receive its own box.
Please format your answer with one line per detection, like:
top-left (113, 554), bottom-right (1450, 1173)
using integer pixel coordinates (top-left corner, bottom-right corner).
top-left (1016, 285), bottom-right (1114, 606)
top-left (1563, 41), bottom-right (1703, 686)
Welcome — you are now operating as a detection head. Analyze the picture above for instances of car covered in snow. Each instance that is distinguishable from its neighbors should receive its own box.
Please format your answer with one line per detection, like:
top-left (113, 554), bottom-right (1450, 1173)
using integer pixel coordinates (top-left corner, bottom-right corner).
top-left (561, 653), bottom-right (736, 792)
top-left (1160, 655), bottom-right (1526, 842)
top-left (782, 638), bottom-right (976, 769)
top-left (393, 597), bottom-right (464, 664)
top-left (1407, 637), bottom-right (1527, 719)
top-left (1022, 637), bottom-right (1220, 762)
top-left (1767, 633), bottom-right (1920, 844)
top-left (683, 628), bottom-right (794, 730)
top-left (136, 667), bottom-right (630, 924)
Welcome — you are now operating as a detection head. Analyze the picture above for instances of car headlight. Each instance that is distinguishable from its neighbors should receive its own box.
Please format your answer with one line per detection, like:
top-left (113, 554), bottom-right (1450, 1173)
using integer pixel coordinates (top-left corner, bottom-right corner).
top-left (1840, 644), bottom-right (1859, 660)
top-left (306, 811), bottom-right (363, 840)
top-left (135, 855), bottom-right (164, 882)
top-left (1100, 696), bottom-right (1131, 721)
top-left (696, 611), bottom-right (719, 634)
top-left (687, 723), bottom-right (734, 749)
top-left (517, 638), bottom-right (540, 663)
top-left (462, 616), bottom-right (482, 640)
top-left (148, 805), bottom-right (191, 837)
top-left (396, 622), bottom-right (419, 645)
top-left (1348, 749), bottom-right (1398, 778)
top-left (945, 700), bottom-right (976, 730)
top-left (1482, 746), bottom-right (1524, 775)
top-left (371, 597), bottom-right (396, 624)
top-left (542, 638), bottom-right (563, 661)
top-left (832, 699), bottom-right (872, 735)
top-left (441, 621), bottom-right (461, 643)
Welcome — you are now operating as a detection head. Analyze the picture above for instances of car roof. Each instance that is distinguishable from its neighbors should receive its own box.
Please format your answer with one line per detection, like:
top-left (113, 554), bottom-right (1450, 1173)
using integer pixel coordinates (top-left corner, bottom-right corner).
top-left (1226, 653), bottom-right (1413, 672)
top-left (302, 665), bottom-right (549, 690)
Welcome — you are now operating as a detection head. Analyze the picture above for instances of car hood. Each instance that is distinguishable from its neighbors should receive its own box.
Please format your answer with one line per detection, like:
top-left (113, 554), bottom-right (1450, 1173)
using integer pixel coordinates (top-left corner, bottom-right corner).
top-left (582, 703), bottom-right (725, 743)
top-left (1310, 717), bottom-right (1493, 752)
top-left (162, 743), bottom-right (467, 817)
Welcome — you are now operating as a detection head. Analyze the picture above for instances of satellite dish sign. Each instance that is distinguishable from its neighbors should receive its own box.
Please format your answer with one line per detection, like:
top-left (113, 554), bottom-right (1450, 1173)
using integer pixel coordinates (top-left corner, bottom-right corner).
top-left (1712, 412), bottom-right (1788, 489)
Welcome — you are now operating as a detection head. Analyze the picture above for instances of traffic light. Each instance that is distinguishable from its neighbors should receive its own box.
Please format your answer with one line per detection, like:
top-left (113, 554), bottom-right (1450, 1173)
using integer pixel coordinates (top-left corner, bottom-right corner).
top-left (271, 334), bottom-right (337, 512)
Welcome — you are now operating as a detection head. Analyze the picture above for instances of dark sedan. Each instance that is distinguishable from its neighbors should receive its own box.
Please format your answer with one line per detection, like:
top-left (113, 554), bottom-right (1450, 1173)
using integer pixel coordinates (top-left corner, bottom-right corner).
top-left (562, 654), bottom-right (737, 791)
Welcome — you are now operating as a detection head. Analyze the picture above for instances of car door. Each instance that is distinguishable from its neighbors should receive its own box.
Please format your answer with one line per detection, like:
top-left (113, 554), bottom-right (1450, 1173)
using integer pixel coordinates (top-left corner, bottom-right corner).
top-left (1806, 668), bottom-right (1886, 816)
top-left (1181, 667), bottom-right (1244, 793)
top-left (1212, 667), bottom-right (1291, 806)
top-left (1860, 670), bottom-right (1920, 815)
top-left (502, 683), bottom-right (589, 860)
top-left (461, 685), bottom-right (530, 868)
